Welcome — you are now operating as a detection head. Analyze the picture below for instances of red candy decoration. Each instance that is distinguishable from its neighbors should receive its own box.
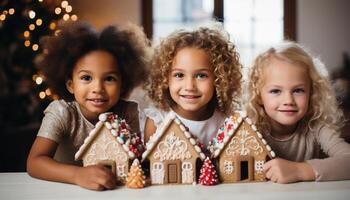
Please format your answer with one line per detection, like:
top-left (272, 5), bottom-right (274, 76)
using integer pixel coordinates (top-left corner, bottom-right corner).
top-left (199, 157), bottom-right (219, 186)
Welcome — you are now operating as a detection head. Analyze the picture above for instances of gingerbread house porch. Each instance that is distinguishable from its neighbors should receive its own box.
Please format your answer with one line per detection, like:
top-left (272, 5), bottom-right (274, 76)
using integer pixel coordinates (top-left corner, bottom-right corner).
top-left (75, 113), bottom-right (144, 184)
top-left (142, 112), bottom-right (206, 185)
top-left (209, 111), bottom-right (276, 183)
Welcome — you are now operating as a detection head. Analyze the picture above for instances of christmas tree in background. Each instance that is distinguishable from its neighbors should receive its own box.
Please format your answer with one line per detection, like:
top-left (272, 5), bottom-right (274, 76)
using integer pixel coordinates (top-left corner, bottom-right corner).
top-left (0, 0), bottom-right (77, 130)
top-left (199, 157), bottom-right (219, 186)
top-left (126, 159), bottom-right (146, 188)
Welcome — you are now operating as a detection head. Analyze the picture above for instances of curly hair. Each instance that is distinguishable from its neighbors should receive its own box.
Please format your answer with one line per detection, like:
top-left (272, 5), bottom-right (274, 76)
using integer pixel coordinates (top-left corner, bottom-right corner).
top-left (36, 20), bottom-right (151, 101)
top-left (246, 41), bottom-right (345, 133)
top-left (145, 25), bottom-right (242, 115)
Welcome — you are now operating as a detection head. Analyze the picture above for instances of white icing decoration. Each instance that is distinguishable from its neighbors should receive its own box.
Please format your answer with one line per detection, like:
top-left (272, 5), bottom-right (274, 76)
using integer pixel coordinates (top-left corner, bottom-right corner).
top-left (182, 162), bottom-right (193, 184)
top-left (179, 125), bottom-right (186, 131)
top-left (189, 138), bottom-right (196, 145)
top-left (174, 118), bottom-right (181, 124)
top-left (128, 151), bottom-right (135, 158)
top-left (251, 125), bottom-right (257, 131)
top-left (184, 131), bottom-right (191, 138)
top-left (271, 151), bottom-right (276, 158)
top-left (257, 132), bottom-right (262, 138)
top-left (152, 162), bottom-right (164, 184)
top-left (246, 118), bottom-right (252, 125)
top-left (224, 160), bottom-right (234, 174)
top-left (117, 137), bottom-right (124, 144)
top-left (99, 113), bottom-right (107, 122)
top-left (194, 145), bottom-right (201, 152)
top-left (255, 160), bottom-right (264, 173)
top-left (261, 139), bottom-right (267, 145)
top-left (111, 129), bottom-right (117, 136)
top-left (226, 128), bottom-right (263, 156)
top-left (105, 122), bottom-right (112, 129)
top-left (266, 145), bottom-right (271, 151)
top-left (153, 132), bottom-right (191, 161)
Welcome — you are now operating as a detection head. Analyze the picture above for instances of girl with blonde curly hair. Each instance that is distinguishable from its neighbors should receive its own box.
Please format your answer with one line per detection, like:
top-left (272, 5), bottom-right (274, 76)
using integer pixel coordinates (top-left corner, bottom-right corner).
top-left (246, 41), bottom-right (350, 183)
top-left (143, 25), bottom-right (242, 145)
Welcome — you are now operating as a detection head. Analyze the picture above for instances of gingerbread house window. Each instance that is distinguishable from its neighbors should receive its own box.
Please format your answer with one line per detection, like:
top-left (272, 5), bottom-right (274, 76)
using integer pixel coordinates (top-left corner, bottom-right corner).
top-left (152, 162), bottom-right (164, 184)
top-left (117, 164), bottom-right (126, 178)
top-left (224, 160), bottom-right (234, 175)
top-left (181, 162), bottom-right (193, 183)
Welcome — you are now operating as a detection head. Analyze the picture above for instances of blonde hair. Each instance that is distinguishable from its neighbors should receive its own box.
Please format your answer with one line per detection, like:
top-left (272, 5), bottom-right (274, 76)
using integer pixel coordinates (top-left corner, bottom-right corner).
top-left (146, 25), bottom-right (242, 115)
top-left (247, 41), bottom-right (345, 133)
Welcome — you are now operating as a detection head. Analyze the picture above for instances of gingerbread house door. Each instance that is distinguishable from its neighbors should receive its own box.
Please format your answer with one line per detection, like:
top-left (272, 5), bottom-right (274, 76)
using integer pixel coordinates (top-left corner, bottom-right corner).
top-left (165, 160), bottom-right (181, 184)
top-left (235, 156), bottom-right (254, 181)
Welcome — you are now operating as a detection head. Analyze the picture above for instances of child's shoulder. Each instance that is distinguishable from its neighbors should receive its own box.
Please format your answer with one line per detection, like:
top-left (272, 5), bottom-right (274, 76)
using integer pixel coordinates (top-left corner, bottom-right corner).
top-left (44, 99), bottom-right (79, 118)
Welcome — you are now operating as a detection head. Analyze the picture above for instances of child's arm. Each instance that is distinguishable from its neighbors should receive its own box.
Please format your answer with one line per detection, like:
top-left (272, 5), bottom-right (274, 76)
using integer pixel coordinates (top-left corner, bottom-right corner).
top-left (27, 137), bottom-right (117, 190)
top-left (263, 158), bottom-right (315, 184)
top-left (143, 117), bottom-right (157, 143)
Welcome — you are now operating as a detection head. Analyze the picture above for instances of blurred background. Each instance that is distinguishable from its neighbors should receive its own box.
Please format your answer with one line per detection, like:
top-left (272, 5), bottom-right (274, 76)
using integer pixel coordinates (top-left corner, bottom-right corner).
top-left (0, 0), bottom-right (349, 172)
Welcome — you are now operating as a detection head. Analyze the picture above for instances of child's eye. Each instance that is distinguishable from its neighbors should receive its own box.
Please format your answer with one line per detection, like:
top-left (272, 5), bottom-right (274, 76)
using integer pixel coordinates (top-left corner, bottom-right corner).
top-left (80, 75), bottom-right (92, 81)
top-left (196, 73), bottom-right (208, 79)
top-left (105, 75), bottom-right (118, 82)
top-left (293, 88), bottom-right (305, 93)
top-left (173, 72), bottom-right (184, 78)
top-left (269, 89), bottom-right (281, 94)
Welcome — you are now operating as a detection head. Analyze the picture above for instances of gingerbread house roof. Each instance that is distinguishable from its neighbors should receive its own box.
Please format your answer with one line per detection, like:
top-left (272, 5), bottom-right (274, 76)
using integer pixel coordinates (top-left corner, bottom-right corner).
top-left (75, 112), bottom-right (144, 161)
top-left (209, 111), bottom-right (276, 159)
top-left (141, 111), bottom-right (207, 162)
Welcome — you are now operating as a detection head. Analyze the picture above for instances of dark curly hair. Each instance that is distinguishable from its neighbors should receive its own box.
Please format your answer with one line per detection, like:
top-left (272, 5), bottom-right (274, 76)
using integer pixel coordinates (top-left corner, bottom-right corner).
top-left (36, 20), bottom-right (151, 101)
top-left (146, 24), bottom-right (242, 115)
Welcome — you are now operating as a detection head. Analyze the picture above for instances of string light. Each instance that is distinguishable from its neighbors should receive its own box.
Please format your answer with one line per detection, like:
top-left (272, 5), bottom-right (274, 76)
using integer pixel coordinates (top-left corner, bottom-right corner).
top-left (29, 24), bottom-right (35, 30)
top-left (71, 14), bottom-right (78, 21)
top-left (0, 15), bottom-right (6, 21)
top-left (36, 18), bottom-right (43, 26)
top-left (24, 31), bottom-right (30, 38)
top-left (1, 0), bottom-right (78, 101)
top-left (39, 91), bottom-right (46, 99)
top-left (35, 76), bottom-right (43, 85)
top-left (45, 88), bottom-right (52, 96)
top-left (55, 7), bottom-right (62, 15)
top-left (8, 8), bottom-right (15, 15)
top-left (61, 1), bottom-right (69, 8)
top-left (63, 13), bottom-right (69, 21)
top-left (32, 44), bottom-right (39, 51)
top-left (28, 10), bottom-right (36, 19)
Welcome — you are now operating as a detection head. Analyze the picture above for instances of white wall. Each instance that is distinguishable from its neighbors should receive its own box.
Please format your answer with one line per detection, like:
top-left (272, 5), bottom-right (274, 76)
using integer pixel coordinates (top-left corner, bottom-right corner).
top-left (71, 0), bottom-right (350, 72)
top-left (297, 0), bottom-right (350, 72)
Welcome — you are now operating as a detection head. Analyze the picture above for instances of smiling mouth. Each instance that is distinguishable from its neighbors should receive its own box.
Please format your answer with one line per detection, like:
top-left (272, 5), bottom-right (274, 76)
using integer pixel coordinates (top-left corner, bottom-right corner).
top-left (180, 95), bottom-right (201, 99)
top-left (278, 110), bottom-right (298, 113)
top-left (87, 98), bottom-right (108, 105)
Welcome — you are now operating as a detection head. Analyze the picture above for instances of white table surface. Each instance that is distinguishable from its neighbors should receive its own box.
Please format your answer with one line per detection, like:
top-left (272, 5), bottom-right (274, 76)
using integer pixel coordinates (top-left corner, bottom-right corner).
top-left (0, 173), bottom-right (349, 200)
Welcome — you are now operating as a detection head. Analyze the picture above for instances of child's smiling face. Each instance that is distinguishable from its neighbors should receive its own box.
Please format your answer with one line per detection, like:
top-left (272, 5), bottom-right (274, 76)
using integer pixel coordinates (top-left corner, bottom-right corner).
top-left (66, 50), bottom-right (121, 123)
top-left (168, 47), bottom-right (215, 120)
top-left (259, 57), bottom-right (311, 135)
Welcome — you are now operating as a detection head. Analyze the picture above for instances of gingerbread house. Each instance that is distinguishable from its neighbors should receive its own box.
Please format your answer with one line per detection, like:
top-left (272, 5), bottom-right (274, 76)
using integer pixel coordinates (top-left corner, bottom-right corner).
top-left (75, 112), bottom-right (144, 183)
top-left (208, 111), bottom-right (276, 183)
top-left (142, 112), bottom-right (206, 185)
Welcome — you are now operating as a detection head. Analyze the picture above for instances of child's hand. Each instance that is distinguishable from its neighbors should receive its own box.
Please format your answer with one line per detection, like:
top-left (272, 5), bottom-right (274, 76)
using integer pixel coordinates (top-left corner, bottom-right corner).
top-left (263, 158), bottom-right (315, 184)
top-left (73, 165), bottom-right (117, 190)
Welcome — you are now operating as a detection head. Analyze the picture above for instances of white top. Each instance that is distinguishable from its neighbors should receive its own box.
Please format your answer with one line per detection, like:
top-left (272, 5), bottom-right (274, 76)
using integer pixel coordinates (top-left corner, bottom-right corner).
top-left (144, 106), bottom-right (226, 146)
top-left (1, 173), bottom-right (350, 200)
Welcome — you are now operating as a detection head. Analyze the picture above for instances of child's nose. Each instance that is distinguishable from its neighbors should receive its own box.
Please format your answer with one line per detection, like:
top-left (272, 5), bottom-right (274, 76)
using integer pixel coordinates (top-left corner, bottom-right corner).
top-left (92, 80), bottom-right (105, 93)
top-left (283, 92), bottom-right (295, 105)
top-left (184, 77), bottom-right (196, 91)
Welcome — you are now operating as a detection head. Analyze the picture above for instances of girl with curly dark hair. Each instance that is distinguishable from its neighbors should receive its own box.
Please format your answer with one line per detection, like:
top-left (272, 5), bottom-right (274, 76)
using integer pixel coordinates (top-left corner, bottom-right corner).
top-left (27, 21), bottom-right (150, 190)
top-left (143, 24), bottom-right (242, 145)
